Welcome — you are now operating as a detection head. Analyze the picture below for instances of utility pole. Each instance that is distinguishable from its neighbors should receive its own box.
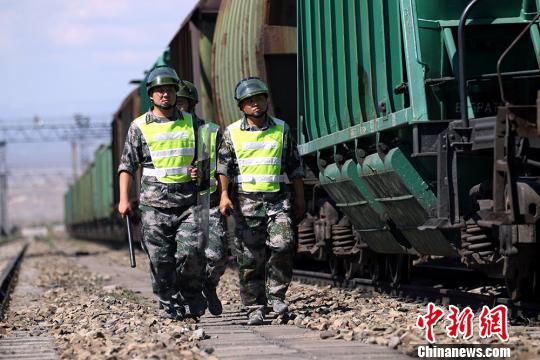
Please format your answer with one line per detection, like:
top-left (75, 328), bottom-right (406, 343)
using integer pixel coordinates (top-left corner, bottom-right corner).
top-left (73, 113), bottom-right (91, 178)
top-left (71, 140), bottom-right (78, 181)
top-left (0, 141), bottom-right (7, 236)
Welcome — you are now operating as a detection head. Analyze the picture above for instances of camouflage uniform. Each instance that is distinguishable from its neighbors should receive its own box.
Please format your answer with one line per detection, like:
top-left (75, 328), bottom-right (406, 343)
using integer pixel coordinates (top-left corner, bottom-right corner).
top-left (197, 116), bottom-right (227, 292)
top-left (118, 108), bottom-right (205, 312)
top-left (217, 115), bottom-right (304, 312)
top-left (206, 193), bottom-right (227, 290)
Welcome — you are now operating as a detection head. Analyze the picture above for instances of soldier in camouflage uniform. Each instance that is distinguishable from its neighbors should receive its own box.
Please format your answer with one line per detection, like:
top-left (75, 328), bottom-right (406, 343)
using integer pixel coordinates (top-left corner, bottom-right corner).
top-left (177, 80), bottom-right (227, 316)
top-left (118, 66), bottom-right (206, 320)
top-left (217, 77), bottom-right (305, 325)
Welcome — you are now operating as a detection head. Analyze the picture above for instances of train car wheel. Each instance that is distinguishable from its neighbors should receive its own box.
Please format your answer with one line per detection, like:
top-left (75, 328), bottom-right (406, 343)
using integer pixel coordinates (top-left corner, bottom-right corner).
top-left (504, 249), bottom-right (540, 301)
top-left (344, 257), bottom-right (360, 280)
top-left (328, 256), bottom-right (341, 277)
top-left (386, 254), bottom-right (410, 285)
top-left (369, 255), bottom-right (383, 282)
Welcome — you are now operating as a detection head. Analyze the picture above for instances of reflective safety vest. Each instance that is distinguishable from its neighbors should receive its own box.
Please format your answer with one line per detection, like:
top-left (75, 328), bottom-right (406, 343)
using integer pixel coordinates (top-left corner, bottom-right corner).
top-left (135, 112), bottom-right (195, 183)
top-left (228, 118), bottom-right (285, 192)
top-left (198, 122), bottom-right (219, 194)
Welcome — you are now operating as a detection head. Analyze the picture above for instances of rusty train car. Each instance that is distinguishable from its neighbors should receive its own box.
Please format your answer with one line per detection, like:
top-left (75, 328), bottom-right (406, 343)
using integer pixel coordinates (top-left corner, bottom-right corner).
top-left (65, 0), bottom-right (540, 300)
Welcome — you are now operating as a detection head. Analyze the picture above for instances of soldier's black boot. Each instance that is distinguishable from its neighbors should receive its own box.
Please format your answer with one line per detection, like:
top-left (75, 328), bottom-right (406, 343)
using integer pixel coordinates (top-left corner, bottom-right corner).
top-left (203, 286), bottom-right (223, 316)
top-left (184, 292), bottom-right (207, 318)
top-left (270, 299), bottom-right (288, 315)
top-left (247, 309), bottom-right (265, 326)
top-left (158, 299), bottom-right (185, 320)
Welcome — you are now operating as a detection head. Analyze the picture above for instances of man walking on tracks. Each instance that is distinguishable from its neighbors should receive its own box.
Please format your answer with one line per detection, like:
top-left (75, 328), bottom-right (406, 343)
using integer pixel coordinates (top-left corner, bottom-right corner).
top-left (117, 66), bottom-right (206, 320)
top-left (217, 77), bottom-right (305, 325)
top-left (177, 80), bottom-right (227, 316)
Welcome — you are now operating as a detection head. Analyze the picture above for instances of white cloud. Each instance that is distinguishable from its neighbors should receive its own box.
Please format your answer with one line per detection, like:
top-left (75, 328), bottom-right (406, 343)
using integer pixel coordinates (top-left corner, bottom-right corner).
top-left (64, 0), bottom-right (131, 19)
top-left (0, 0), bottom-right (198, 114)
top-left (48, 21), bottom-right (176, 50)
top-left (0, 9), bottom-right (19, 49)
top-left (91, 49), bottom-right (152, 65)
top-left (49, 22), bottom-right (95, 46)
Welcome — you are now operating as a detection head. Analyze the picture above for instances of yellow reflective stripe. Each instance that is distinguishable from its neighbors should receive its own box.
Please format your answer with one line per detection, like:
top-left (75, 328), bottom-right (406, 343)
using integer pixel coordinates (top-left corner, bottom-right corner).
top-left (236, 175), bottom-right (284, 183)
top-left (143, 167), bottom-right (191, 177)
top-left (153, 132), bottom-right (190, 141)
top-left (228, 117), bottom-right (285, 192)
top-left (152, 148), bottom-right (195, 158)
top-left (135, 112), bottom-right (195, 183)
top-left (237, 157), bottom-right (280, 166)
top-left (198, 121), bottom-right (219, 194)
top-left (242, 141), bottom-right (277, 150)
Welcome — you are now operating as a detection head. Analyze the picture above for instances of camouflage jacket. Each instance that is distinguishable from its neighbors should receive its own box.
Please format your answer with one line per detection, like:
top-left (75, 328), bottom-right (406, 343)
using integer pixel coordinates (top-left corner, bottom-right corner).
top-left (118, 108), bottom-right (213, 208)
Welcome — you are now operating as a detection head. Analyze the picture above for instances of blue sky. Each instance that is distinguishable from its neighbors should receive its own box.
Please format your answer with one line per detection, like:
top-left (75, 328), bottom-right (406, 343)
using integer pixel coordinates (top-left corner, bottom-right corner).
top-left (0, 0), bottom-right (198, 169)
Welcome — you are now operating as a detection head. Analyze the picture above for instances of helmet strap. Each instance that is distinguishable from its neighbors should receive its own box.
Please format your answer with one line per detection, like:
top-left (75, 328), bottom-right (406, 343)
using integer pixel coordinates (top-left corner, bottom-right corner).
top-left (249, 110), bottom-right (266, 118)
top-left (150, 97), bottom-right (177, 111)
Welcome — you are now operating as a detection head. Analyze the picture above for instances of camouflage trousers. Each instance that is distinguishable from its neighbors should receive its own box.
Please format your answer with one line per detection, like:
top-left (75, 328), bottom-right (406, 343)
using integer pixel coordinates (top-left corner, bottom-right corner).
top-left (233, 193), bottom-right (295, 311)
top-left (205, 205), bottom-right (227, 290)
top-left (140, 204), bottom-right (206, 308)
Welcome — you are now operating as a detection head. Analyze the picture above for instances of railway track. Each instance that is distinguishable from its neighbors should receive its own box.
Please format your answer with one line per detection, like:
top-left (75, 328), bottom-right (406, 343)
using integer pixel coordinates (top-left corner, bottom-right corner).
top-left (0, 240), bottom-right (28, 319)
top-left (2, 238), bottom-right (412, 359)
top-left (3, 237), bottom-right (540, 357)
top-left (293, 269), bottom-right (540, 321)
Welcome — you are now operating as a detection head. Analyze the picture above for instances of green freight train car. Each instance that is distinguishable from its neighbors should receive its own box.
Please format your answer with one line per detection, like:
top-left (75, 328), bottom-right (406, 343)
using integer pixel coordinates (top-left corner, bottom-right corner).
top-left (297, 0), bottom-right (540, 299)
top-left (65, 144), bottom-right (123, 241)
top-left (64, 0), bottom-right (540, 301)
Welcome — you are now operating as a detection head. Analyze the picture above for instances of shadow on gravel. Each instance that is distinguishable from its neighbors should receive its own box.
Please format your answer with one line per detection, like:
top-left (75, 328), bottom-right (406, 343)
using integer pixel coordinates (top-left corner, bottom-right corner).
top-left (23, 250), bottom-right (108, 259)
top-left (23, 250), bottom-right (71, 259)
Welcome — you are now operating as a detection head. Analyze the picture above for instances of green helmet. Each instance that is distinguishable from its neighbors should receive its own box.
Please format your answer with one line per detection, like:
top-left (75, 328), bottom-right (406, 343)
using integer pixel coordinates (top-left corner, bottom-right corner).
top-left (234, 77), bottom-right (268, 106)
top-left (146, 66), bottom-right (180, 95)
top-left (177, 80), bottom-right (199, 103)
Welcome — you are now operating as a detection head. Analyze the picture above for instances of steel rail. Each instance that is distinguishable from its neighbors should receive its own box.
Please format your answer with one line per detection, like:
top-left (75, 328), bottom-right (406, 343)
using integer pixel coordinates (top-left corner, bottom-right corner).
top-left (293, 269), bottom-right (540, 319)
top-left (0, 242), bottom-right (28, 319)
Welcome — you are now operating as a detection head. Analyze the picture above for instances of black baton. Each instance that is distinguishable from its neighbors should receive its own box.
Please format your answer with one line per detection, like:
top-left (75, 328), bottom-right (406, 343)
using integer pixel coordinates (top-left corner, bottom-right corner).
top-left (126, 214), bottom-right (136, 268)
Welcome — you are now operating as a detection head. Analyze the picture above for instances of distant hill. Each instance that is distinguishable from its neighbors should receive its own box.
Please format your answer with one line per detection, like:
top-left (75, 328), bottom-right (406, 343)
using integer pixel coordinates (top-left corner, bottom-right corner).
top-left (8, 184), bottom-right (67, 226)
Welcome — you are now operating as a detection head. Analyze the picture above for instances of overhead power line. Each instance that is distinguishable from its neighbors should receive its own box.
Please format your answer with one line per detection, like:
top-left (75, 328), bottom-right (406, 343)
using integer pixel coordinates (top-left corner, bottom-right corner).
top-left (0, 123), bottom-right (111, 143)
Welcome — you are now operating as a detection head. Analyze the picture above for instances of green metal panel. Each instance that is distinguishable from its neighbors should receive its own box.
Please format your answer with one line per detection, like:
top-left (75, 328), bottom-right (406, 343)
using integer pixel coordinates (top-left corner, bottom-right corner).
top-left (319, 161), bottom-right (412, 254)
top-left (91, 162), bottom-right (98, 220)
top-left (371, 0), bottom-right (390, 116)
top-left (212, 0), bottom-right (265, 126)
top-left (360, 149), bottom-right (457, 257)
top-left (64, 186), bottom-right (73, 226)
top-left (531, 24), bottom-right (540, 67)
top-left (299, 0), bottom-right (318, 139)
top-left (321, 0), bottom-right (338, 134)
top-left (73, 172), bottom-right (80, 224)
top-left (343, 1), bottom-right (363, 126)
top-left (298, 108), bottom-right (413, 155)
top-left (310, 0), bottom-right (335, 135)
top-left (385, 0), bottom-right (405, 113)
top-left (93, 144), bottom-right (113, 220)
top-left (298, 0), bottom-right (409, 154)
top-left (75, 164), bottom-right (95, 224)
top-left (416, 0), bottom-right (539, 120)
top-left (73, 176), bottom-right (81, 224)
top-left (399, 0), bottom-right (428, 123)
top-left (298, 0), bottom-right (540, 155)
top-left (415, 0), bottom-right (521, 20)
top-left (199, 19), bottom-right (215, 121)
top-left (330, 1), bottom-right (351, 131)
top-left (357, 0), bottom-right (378, 121)
top-left (72, 180), bottom-right (78, 224)
top-left (441, 28), bottom-right (474, 119)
